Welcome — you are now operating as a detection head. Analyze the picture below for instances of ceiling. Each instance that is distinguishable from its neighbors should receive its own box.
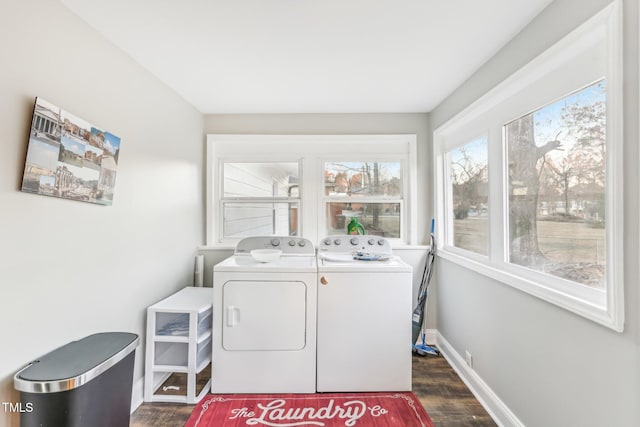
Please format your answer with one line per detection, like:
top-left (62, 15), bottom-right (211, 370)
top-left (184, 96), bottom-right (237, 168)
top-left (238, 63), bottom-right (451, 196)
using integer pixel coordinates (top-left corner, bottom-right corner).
top-left (61, 0), bottom-right (554, 114)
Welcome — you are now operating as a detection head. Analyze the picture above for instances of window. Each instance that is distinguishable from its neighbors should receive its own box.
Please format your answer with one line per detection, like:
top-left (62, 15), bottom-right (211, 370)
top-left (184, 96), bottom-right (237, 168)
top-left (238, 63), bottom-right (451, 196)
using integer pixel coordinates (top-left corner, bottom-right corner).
top-left (323, 162), bottom-right (403, 237)
top-left (434, 3), bottom-right (623, 331)
top-left (446, 135), bottom-right (489, 255)
top-left (207, 135), bottom-right (417, 246)
top-left (221, 162), bottom-right (299, 239)
top-left (506, 81), bottom-right (606, 288)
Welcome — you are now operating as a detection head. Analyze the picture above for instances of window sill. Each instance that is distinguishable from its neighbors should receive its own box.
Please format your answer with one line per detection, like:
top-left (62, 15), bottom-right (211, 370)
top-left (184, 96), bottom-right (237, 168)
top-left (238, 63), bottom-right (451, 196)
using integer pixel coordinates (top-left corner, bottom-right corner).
top-left (198, 245), bottom-right (236, 251)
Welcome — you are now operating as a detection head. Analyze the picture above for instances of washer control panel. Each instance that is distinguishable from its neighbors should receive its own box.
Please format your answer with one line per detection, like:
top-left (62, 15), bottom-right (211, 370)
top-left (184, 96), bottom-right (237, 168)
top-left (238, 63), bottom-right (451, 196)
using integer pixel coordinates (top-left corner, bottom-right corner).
top-left (318, 235), bottom-right (391, 254)
top-left (235, 236), bottom-right (314, 255)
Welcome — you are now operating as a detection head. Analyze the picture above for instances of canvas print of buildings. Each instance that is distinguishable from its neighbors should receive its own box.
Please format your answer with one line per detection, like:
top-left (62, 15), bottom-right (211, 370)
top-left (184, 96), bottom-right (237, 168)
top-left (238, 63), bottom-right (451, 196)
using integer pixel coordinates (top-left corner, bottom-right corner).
top-left (21, 97), bottom-right (121, 205)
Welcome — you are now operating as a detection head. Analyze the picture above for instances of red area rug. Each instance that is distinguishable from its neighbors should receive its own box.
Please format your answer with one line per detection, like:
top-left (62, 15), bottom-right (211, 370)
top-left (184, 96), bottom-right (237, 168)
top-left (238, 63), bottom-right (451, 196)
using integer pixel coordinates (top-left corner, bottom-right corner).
top-left (185, 392), bottom-right (434, 427)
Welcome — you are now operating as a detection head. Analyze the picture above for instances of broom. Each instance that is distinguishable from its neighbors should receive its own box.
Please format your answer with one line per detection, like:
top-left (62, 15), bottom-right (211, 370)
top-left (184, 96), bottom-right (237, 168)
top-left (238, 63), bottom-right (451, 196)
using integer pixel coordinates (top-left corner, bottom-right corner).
top-left (412, 219), bottom-right (439, 356)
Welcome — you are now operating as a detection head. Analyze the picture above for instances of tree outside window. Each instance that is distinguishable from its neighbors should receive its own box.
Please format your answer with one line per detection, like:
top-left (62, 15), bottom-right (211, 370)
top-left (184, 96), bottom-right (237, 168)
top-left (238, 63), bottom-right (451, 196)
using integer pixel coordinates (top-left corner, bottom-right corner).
top-left (449, 136), bottom-right (489, 255)
top-left (507, 80), bottom-right (606, 288)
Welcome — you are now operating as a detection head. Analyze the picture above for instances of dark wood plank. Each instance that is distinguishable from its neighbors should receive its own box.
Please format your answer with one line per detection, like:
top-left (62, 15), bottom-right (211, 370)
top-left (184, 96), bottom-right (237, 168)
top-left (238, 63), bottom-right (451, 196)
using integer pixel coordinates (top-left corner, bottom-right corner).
top-left (131, 354), bottom-right (497, 426)
top-left (412, 354), bottom-right (497, 426)
top-left (131, 403), bottom-right (194, 427)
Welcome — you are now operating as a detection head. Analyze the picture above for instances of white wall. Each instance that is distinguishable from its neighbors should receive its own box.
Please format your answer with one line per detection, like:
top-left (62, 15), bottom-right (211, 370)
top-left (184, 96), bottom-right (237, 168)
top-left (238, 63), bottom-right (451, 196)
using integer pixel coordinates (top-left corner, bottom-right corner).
top-left (0, 2), bottom-right (204, 426)
top-left (430, 0), bottom-right (639, 425)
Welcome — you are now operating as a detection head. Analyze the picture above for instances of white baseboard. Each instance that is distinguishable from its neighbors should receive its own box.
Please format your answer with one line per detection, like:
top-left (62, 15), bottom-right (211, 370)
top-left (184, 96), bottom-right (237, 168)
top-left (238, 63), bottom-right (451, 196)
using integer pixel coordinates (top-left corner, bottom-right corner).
top-left (434, 331), bottom-right (524, 427)
top-left (131, 377), bottom-right (144, 414)
top-left (422, 328), bottom-right (438, 345)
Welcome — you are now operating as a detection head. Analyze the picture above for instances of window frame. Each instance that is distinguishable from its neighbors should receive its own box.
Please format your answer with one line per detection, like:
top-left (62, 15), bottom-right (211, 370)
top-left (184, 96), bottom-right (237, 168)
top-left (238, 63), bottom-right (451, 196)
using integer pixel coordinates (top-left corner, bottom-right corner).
top-left (433, 2), bottom-right (623, 331)
top-left (207, 134), bottom-right (418, 247)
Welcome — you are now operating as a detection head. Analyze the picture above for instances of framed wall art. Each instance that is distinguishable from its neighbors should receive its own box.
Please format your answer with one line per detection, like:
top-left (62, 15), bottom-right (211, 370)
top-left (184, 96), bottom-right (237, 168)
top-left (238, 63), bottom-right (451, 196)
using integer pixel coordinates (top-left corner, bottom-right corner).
top-left (21, 97), bottom-right (121, 205)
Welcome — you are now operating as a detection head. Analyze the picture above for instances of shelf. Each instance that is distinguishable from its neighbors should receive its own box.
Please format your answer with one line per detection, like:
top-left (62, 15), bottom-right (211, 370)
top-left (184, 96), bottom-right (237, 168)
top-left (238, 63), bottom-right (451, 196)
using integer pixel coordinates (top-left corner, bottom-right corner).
top-left (148, 394), bottom-right (187, 403)
top-left (151, 293), bottom-right (212, 337)
top-left (146, 381), bottom-right (211, 403)
top-left (147, 365), bottom-right (212, 404)
top-left (153, 365), bottom-right (189, 373)
top-left (197, 380), bottom-right (211, 400)
top-left (196, 357), bottom-right (210, 374)
top-left (152, 330), bottom-right (211, 344)
top-left (153, 335), bottom-right (190, 343)
top-left (144, 287), bottom-right (214, 405)
top-left (153, 330), bottom-right (210, 344)
top-left (154, 336), bottom-right (211, 368)
top-left (196, 329), bottom-right (212, 344)
top-left (196, 336), bottom-right (212, 369)
top-left (154, 341), bottom-right (188, 366)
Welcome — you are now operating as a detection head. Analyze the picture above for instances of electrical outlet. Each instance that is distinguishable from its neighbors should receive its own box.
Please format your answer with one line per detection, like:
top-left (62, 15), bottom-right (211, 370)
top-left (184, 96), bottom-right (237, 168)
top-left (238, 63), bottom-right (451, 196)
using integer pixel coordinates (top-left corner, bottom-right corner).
top-left (465, 350), bottom-right (473, 368)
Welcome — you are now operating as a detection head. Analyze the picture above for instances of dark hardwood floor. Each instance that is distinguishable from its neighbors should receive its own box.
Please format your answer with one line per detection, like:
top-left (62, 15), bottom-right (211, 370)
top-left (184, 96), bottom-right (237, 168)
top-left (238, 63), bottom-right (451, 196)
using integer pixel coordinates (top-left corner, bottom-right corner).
top-left (131, 354), bottom-right (496, 426)
top-left (412, 354), bottom-right (496, 427)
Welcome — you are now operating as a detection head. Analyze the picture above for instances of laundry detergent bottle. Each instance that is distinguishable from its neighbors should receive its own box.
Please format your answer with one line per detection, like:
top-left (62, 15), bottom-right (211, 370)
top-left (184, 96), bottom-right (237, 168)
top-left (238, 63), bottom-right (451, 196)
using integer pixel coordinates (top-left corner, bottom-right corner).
top-left (347, 217), bottom-right (365, 235)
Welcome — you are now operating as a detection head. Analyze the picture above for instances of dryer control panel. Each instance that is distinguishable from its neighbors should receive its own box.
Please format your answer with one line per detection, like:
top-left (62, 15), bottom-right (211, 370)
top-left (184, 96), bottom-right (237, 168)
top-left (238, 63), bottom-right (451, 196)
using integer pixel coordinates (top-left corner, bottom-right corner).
top-left (318, 235), bottom-right (391, 255)
top-left (235, 236), bottom-right (315, 255)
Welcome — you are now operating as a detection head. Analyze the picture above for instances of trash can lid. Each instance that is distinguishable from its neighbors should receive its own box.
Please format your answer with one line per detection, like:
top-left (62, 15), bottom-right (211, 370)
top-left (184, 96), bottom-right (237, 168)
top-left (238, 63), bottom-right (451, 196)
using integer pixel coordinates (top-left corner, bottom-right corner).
top-left (14, 332), bottom-right (139, 393)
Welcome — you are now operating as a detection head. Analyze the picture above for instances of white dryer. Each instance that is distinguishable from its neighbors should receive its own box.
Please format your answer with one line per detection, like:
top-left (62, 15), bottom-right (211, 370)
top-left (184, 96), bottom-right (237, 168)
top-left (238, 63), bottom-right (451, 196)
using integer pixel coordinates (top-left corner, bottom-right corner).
top-left (316, 235), bottom-right (413, 392)
top-left (212, 236), bottom-right (317, 393)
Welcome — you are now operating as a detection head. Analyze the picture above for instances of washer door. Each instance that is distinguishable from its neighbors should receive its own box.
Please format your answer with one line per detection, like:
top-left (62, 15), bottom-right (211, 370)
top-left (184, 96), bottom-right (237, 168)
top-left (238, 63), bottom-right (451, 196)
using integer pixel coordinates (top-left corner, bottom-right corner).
top-left (222, 280), bottom-right (306, 351)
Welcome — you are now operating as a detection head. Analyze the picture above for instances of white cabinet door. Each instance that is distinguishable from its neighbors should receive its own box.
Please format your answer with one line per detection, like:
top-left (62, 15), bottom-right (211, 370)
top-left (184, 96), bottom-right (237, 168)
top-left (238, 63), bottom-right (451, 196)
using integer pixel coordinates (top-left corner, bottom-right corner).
top-left (222, 281), bottom-right (306, 351)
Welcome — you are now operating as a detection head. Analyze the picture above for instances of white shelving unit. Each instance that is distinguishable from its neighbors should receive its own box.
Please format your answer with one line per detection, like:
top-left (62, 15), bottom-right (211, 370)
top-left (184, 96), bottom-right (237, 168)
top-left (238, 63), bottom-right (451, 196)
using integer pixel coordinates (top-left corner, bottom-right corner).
top-left (144, 286), bottom-right (213, 404)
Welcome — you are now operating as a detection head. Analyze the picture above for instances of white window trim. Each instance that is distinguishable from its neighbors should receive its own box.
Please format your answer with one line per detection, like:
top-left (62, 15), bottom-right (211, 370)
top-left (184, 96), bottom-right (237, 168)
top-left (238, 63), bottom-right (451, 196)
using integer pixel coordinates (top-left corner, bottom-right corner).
top-left (206, 134), bottom-right (418, 248)
top-left (433, 1), bottom-right (623, 332)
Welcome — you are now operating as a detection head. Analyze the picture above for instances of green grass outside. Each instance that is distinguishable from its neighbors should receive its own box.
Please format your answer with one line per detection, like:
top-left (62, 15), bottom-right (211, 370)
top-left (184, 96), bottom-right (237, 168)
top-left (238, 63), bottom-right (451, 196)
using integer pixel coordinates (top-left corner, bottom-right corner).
top-left (453, 217), bottom-right (605, 287)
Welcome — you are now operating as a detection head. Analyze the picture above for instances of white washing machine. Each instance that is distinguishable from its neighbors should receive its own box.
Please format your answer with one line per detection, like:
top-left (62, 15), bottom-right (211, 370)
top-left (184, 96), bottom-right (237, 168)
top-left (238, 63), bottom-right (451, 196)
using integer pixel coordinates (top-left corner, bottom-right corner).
top-left (316, 235), bottom-right (413, 392)
top-left (212, 236), bottom-right (317, 393)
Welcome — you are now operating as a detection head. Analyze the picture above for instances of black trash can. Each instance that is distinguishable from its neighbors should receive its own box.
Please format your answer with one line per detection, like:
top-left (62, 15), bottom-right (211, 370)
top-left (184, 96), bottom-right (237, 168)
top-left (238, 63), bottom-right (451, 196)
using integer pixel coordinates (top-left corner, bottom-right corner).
top-left (14, 332), bottom-right (139, 427)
